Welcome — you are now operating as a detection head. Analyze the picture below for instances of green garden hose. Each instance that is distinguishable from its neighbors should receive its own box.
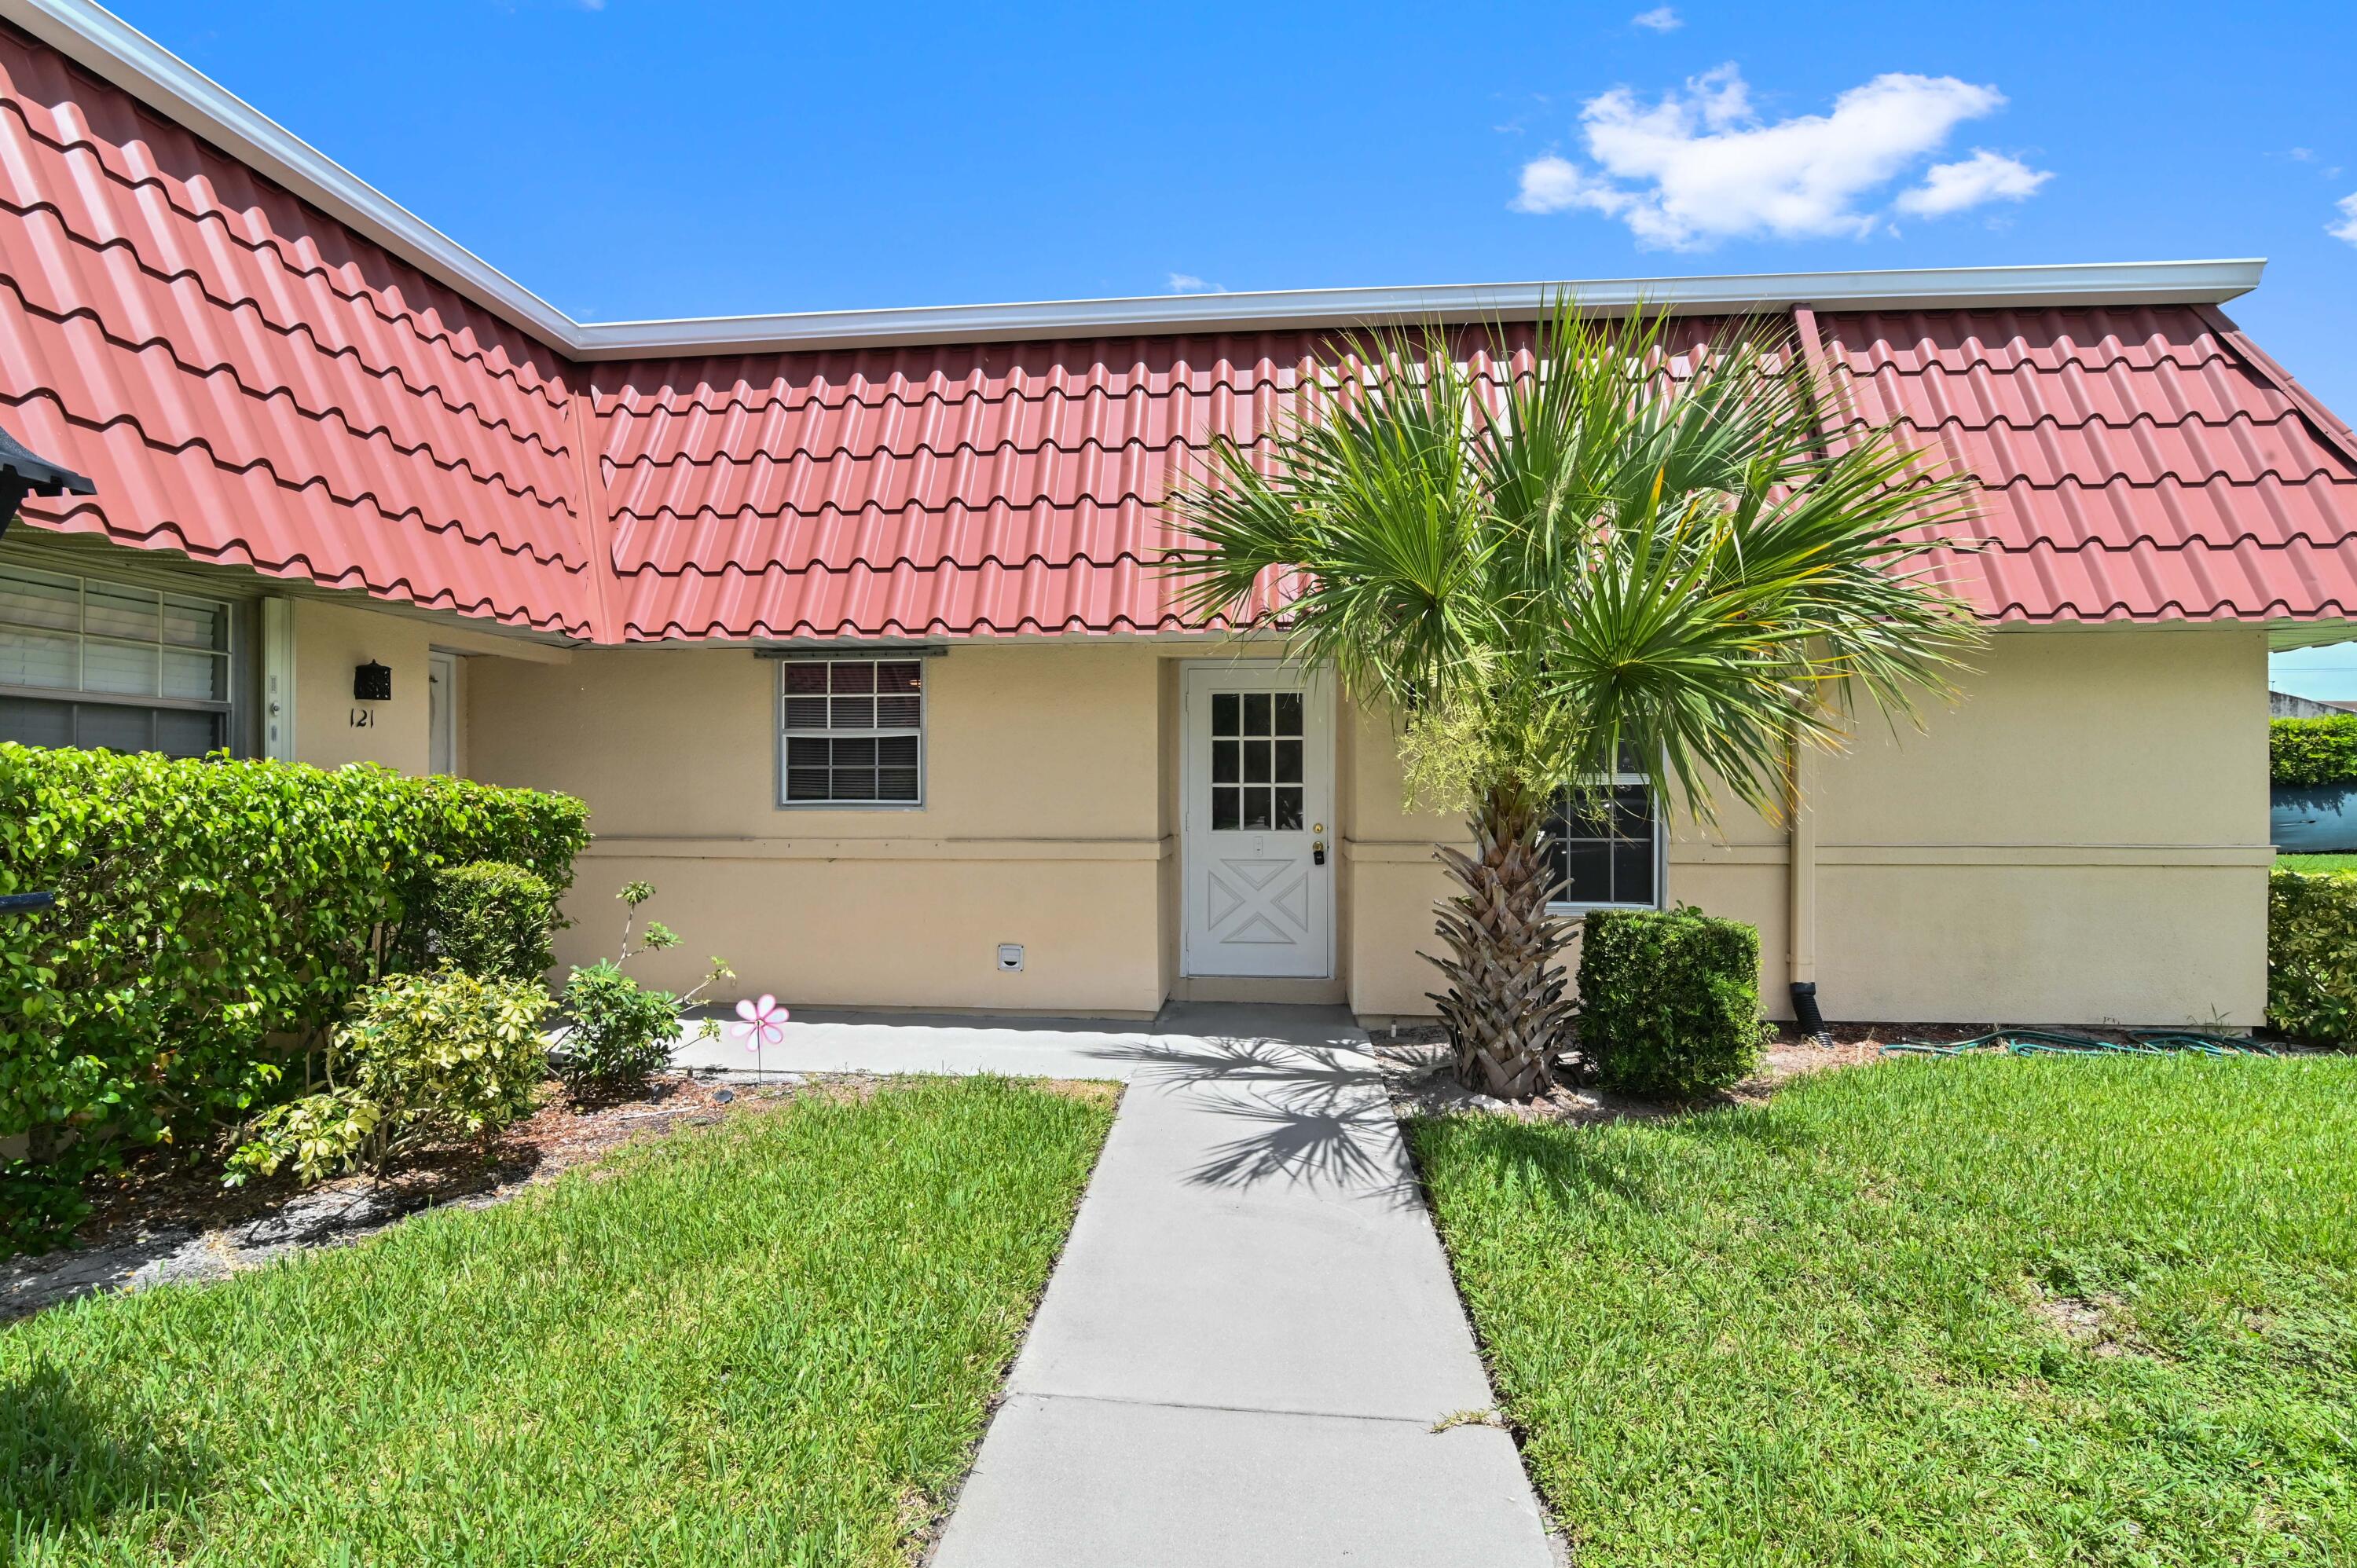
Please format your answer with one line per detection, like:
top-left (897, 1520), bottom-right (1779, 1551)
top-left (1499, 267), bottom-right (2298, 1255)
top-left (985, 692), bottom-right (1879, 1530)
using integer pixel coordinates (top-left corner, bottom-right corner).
top-left (1879, 1028), bottom-right (2278, 1059)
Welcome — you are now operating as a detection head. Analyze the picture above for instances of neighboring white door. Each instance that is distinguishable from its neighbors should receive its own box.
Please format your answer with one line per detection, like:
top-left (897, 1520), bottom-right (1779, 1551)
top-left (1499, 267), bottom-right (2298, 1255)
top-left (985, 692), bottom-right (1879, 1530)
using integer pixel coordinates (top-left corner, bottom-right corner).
top-left (427, 651), bottom-right (456, 775)
top-left (1180, 663), bottom-right (1333, 978)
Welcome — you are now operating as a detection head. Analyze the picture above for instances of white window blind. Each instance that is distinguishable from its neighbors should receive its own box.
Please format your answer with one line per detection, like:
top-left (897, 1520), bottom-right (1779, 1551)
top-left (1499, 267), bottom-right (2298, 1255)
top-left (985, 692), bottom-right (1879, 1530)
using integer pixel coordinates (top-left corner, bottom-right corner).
top-left (778, 657), bottom-right (925, 805)
top-left (0, 564), bottom-right (233, 757)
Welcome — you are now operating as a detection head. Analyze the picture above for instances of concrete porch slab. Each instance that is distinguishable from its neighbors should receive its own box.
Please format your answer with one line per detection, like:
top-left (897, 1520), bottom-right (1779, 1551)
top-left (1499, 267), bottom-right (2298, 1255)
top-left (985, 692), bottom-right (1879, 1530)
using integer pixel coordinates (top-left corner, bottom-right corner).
top-left (661, 1007), bottom-right (1168, 1082)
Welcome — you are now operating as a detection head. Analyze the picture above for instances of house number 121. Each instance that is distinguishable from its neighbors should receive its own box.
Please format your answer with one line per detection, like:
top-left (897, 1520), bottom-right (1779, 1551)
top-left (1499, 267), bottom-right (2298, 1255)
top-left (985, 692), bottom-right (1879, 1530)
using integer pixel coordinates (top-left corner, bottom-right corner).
top-left (349, 706), bottom-right (376, 728)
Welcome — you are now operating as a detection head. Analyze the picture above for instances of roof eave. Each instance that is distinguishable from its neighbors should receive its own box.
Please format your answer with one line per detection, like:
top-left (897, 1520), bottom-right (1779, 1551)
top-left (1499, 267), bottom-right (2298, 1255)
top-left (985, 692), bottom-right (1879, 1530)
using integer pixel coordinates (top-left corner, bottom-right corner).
top-left (0, 0), bottom-right (579, 345)
top-left (567, 261), bottom-right (2267, 358)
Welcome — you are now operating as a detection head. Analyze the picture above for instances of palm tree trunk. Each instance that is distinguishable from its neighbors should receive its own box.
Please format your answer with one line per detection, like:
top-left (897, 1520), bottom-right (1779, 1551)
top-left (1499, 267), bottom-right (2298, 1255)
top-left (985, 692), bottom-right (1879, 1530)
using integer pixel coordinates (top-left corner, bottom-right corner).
top-left (1424, 785), bottom-right (1572, 1099)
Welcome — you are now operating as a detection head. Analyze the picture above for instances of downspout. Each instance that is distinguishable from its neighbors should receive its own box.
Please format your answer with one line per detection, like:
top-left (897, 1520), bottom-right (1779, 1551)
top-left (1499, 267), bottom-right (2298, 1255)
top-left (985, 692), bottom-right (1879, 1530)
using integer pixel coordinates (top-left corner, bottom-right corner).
top-left (1786, 304), bottom-right (1840, 1039)
top-left (1787, 741), bottom-right (1824, 1039)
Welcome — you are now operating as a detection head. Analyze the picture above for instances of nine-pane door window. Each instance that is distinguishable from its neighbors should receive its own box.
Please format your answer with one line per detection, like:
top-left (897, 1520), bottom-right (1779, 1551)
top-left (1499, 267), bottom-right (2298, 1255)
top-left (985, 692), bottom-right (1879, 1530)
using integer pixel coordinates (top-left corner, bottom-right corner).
top-left (1208, 690), bottom-right (1306, 830)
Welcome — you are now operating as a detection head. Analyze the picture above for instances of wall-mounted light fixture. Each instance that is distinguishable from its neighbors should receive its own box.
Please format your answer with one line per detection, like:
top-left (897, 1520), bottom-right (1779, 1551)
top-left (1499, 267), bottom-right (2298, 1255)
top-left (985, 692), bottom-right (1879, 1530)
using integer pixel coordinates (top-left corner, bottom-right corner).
top-left (353, 661), bottom-right (393, 702)
top-left (0, 423), bottom-right (95, 541)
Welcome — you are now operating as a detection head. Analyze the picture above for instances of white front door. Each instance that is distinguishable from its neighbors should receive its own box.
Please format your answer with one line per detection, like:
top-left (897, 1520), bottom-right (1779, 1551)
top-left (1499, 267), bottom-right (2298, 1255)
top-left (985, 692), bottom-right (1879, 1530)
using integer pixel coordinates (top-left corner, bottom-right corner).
top-left (427, 651), bottom-right (456, 776)
top-left (1181, 663), bottom-right (1333, 978)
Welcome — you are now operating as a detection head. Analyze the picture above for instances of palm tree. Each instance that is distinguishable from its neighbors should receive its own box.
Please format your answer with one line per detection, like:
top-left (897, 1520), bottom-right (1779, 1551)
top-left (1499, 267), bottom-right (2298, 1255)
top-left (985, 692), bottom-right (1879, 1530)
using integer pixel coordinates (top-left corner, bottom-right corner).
top-left (1162, 302), bottom-right (1984, 1098)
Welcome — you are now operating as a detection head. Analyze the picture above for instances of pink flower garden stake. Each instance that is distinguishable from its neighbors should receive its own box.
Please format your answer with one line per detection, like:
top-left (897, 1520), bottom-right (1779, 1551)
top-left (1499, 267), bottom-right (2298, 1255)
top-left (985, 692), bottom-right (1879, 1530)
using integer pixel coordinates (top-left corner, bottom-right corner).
top-left (733, 994), bottom-right (789, 1077)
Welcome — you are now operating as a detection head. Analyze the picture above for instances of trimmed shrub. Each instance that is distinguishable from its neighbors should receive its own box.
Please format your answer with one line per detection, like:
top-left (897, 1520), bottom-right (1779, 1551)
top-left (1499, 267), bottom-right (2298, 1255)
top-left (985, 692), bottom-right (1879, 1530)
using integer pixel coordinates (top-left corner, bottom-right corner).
top-left (228, 968), bottom-right (552, 1186)
top-left (2267, 868), bottom-right (2357, 1045)
top-left (1575, 906), bottom-right (1768, 1099)
top-left (2271, 715), bottom-right (2357, 787)
top-left (0, 745), bottom-right (588, 1245)
top-left (430, 860), bottom-right (559, 982)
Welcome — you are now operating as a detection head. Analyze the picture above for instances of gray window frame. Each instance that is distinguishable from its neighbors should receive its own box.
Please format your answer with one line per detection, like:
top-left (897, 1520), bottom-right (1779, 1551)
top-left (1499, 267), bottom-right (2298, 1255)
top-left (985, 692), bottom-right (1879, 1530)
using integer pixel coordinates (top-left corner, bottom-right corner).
top-left (1543, 769), bottom-right (1667, 914)
top-left (773, 654), bottom-right (928, 810)
top-left (0, 562), bottom-right (239, 757)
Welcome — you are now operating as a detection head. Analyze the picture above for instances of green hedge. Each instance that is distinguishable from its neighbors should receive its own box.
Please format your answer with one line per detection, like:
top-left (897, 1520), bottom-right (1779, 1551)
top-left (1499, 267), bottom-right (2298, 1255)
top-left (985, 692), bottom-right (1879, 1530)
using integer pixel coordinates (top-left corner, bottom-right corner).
top-left (2267, 868), bottom-right (2357, 1045)
top-left (429, 860), bottom-right (559, 983)
top-left (2270, 715), bottom-right (2357, 787)
top-left (0, 746), bottom-right (588, 1246)
top-left (1575, 907), bottom-right (1767, 1100)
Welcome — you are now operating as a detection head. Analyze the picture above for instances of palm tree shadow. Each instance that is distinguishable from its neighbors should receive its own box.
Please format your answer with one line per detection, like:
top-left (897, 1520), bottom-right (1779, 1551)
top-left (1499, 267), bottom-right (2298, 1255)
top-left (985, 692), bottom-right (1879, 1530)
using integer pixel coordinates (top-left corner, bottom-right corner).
top-left (1, 1364), bottom-right (207, 1539)
top-left (1082, 1033), bottom-right (1425, 1208)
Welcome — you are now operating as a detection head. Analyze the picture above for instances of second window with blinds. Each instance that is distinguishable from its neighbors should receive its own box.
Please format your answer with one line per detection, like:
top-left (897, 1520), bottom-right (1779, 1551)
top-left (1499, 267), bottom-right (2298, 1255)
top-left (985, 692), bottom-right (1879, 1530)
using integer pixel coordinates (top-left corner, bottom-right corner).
top-left (779, 657), bottom-right (925, 806)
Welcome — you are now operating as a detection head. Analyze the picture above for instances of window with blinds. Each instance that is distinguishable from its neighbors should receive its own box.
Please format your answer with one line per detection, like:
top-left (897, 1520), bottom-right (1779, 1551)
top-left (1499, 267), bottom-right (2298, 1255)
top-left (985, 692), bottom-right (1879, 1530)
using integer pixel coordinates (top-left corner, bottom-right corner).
top-left (0, 564), bottom-right (233, 757)
top-left (778, 658), bottom-right (924, 805)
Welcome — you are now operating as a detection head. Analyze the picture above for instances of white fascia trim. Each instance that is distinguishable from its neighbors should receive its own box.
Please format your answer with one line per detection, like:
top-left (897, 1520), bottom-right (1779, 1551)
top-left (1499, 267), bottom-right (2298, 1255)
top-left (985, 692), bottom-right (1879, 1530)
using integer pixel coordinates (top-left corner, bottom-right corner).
top-left (0, 0), bottom-right (578, 343)
top-left (4, 0), bottom-right (2268, 358)
top-left (569, 260), bottom-right (2267, 358)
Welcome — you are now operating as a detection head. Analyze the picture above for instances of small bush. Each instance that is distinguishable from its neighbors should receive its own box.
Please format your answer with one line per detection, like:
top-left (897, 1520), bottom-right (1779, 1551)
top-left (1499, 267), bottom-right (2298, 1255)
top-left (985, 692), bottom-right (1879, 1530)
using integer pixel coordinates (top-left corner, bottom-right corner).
top-left (229, 969), bottom-right (552, 1186)
top-left (430, 860), bottom-right (558, 981)
top-left (556, 881), bottom-right (731, 1092)
top-left (2267, 868), bottom-right (2357, 1045)
top-left (560, 961), bottom-right (689, 1088)
top-left (1576, 906), bottom-right (1767, 1099)
top-left (2271, 715), bottom-right (2357, 787)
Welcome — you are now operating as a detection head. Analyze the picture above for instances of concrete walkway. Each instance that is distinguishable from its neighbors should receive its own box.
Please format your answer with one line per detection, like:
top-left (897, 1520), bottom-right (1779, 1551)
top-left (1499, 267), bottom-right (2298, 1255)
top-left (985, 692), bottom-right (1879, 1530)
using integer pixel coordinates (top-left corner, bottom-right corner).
top-left (929, 1002), bottom-right (1557, 1568)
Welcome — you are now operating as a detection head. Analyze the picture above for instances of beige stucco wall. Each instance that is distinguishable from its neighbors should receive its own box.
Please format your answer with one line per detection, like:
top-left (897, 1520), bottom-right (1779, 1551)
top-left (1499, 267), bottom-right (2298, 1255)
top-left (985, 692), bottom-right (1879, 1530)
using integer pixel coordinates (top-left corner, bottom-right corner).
top-left (1340, 625), bottom-right (2271, 1027)
top-left (291, 598), bottom-right (434, 772)
top-left (467, 641), bottom-right (1174, 1015)
top-left (454, 624), bottom-right (2268, 1028)
top-left (1802, 626), bottom-right (2269, 1024)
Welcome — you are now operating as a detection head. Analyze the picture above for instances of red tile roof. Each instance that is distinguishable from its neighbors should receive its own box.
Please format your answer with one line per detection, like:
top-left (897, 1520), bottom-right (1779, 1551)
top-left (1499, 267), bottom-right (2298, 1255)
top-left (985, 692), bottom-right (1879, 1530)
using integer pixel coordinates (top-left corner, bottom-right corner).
top-left (0, 26), bottom-right (604, 636)
top-left (2, 20), bottom-right (2352, 645)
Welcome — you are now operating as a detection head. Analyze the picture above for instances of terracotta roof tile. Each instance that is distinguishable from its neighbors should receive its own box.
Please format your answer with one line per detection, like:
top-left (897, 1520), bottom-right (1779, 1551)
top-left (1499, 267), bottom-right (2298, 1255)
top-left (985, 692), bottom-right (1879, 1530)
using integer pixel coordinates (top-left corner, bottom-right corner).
top-left (2, 23), bottom-right (2352, 646)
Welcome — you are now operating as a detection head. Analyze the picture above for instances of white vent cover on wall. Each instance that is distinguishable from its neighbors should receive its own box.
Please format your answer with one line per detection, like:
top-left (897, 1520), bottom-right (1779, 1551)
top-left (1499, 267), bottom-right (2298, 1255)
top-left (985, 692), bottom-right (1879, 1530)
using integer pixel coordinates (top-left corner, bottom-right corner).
top-left (996, 944), bottom-right (1025, 973)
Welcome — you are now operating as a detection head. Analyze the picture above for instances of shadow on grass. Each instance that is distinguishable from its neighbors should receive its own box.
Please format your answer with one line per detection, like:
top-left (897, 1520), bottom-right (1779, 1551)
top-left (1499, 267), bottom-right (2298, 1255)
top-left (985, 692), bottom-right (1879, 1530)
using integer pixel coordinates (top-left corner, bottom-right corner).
top-left (0, 1364), bottom-right (205, 1541)
top-left (1406, 1095), bottom-right (1815, 1213)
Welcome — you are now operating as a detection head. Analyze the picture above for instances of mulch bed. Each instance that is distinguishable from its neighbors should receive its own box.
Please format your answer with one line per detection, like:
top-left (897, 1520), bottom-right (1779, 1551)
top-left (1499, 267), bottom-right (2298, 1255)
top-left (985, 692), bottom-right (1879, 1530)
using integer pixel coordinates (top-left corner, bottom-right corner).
top-left (4, 1072), bottom-right (860, 1321)
top-left (1378, 1020), bottom-right (2300, 1127)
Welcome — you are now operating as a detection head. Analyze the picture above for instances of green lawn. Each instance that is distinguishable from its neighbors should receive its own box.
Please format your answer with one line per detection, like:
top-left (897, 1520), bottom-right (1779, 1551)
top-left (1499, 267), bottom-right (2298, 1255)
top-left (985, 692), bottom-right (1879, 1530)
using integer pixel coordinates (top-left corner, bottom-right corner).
top-left (2278, 852), bottom-right (2357, 873)
top-left (1410, 1056), bottom-right (2357, 1566)
top-left (3, 1076), bottom-right (1113, 1567)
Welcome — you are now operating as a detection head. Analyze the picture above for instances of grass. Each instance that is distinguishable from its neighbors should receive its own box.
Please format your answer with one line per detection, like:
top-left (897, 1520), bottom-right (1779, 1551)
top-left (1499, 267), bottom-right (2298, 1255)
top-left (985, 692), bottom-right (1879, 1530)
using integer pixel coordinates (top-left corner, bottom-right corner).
top-left (1409, 1055), bottom-right (2357, 1566)
top-left (2, 1076), bottom-right (1115, 1566)
top-left (2278, 852), bottom-right (2357, 873)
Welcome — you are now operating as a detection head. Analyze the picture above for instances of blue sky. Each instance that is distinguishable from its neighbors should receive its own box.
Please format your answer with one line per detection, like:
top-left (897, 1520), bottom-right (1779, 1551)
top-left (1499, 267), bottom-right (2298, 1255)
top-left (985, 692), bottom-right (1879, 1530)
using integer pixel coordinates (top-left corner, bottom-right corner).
top-left (113, 0), bottom-right (2357, 691)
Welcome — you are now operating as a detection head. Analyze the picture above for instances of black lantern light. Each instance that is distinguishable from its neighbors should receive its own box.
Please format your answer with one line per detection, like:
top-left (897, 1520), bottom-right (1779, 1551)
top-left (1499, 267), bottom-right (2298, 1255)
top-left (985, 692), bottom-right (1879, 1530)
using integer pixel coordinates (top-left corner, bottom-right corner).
top-left (0, 423), bottom-right (96, 541)
top-left (354, 661), bottom-right (393, 702)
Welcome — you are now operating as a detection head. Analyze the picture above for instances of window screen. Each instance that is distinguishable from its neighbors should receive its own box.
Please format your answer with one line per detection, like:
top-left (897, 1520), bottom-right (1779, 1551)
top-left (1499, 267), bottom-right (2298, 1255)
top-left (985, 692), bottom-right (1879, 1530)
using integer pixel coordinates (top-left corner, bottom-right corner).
top-left (0, 565), bottom-right (233, 757)
top-left (1544, 780), bottom-right (1659, 908)
top-left (779, 658), bottom-right (924, 805)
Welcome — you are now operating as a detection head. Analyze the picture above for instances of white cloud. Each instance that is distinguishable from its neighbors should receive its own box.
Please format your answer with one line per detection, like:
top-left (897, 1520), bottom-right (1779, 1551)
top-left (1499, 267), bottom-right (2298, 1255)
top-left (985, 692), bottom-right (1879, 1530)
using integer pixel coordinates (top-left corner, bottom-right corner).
top-left (1630, 6), bottom-right (1681, 31)
top-left (2331, 192), bottom-right (2357, 247)
top-left (1167, 273), bottom-right (1220, 294)
top-left (1512, 156), bottom-right (1637, 219)
top-left (1512, 64), bottom-right (2042, 248)
top-left (1894, 149), bottom-right (2051, 216)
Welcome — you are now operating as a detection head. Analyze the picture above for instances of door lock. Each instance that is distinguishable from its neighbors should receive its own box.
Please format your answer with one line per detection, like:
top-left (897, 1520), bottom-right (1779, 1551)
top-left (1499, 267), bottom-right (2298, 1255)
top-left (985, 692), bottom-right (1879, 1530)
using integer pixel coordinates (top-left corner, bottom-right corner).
top-left (1312, 839), bottom-right (1326, 866)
